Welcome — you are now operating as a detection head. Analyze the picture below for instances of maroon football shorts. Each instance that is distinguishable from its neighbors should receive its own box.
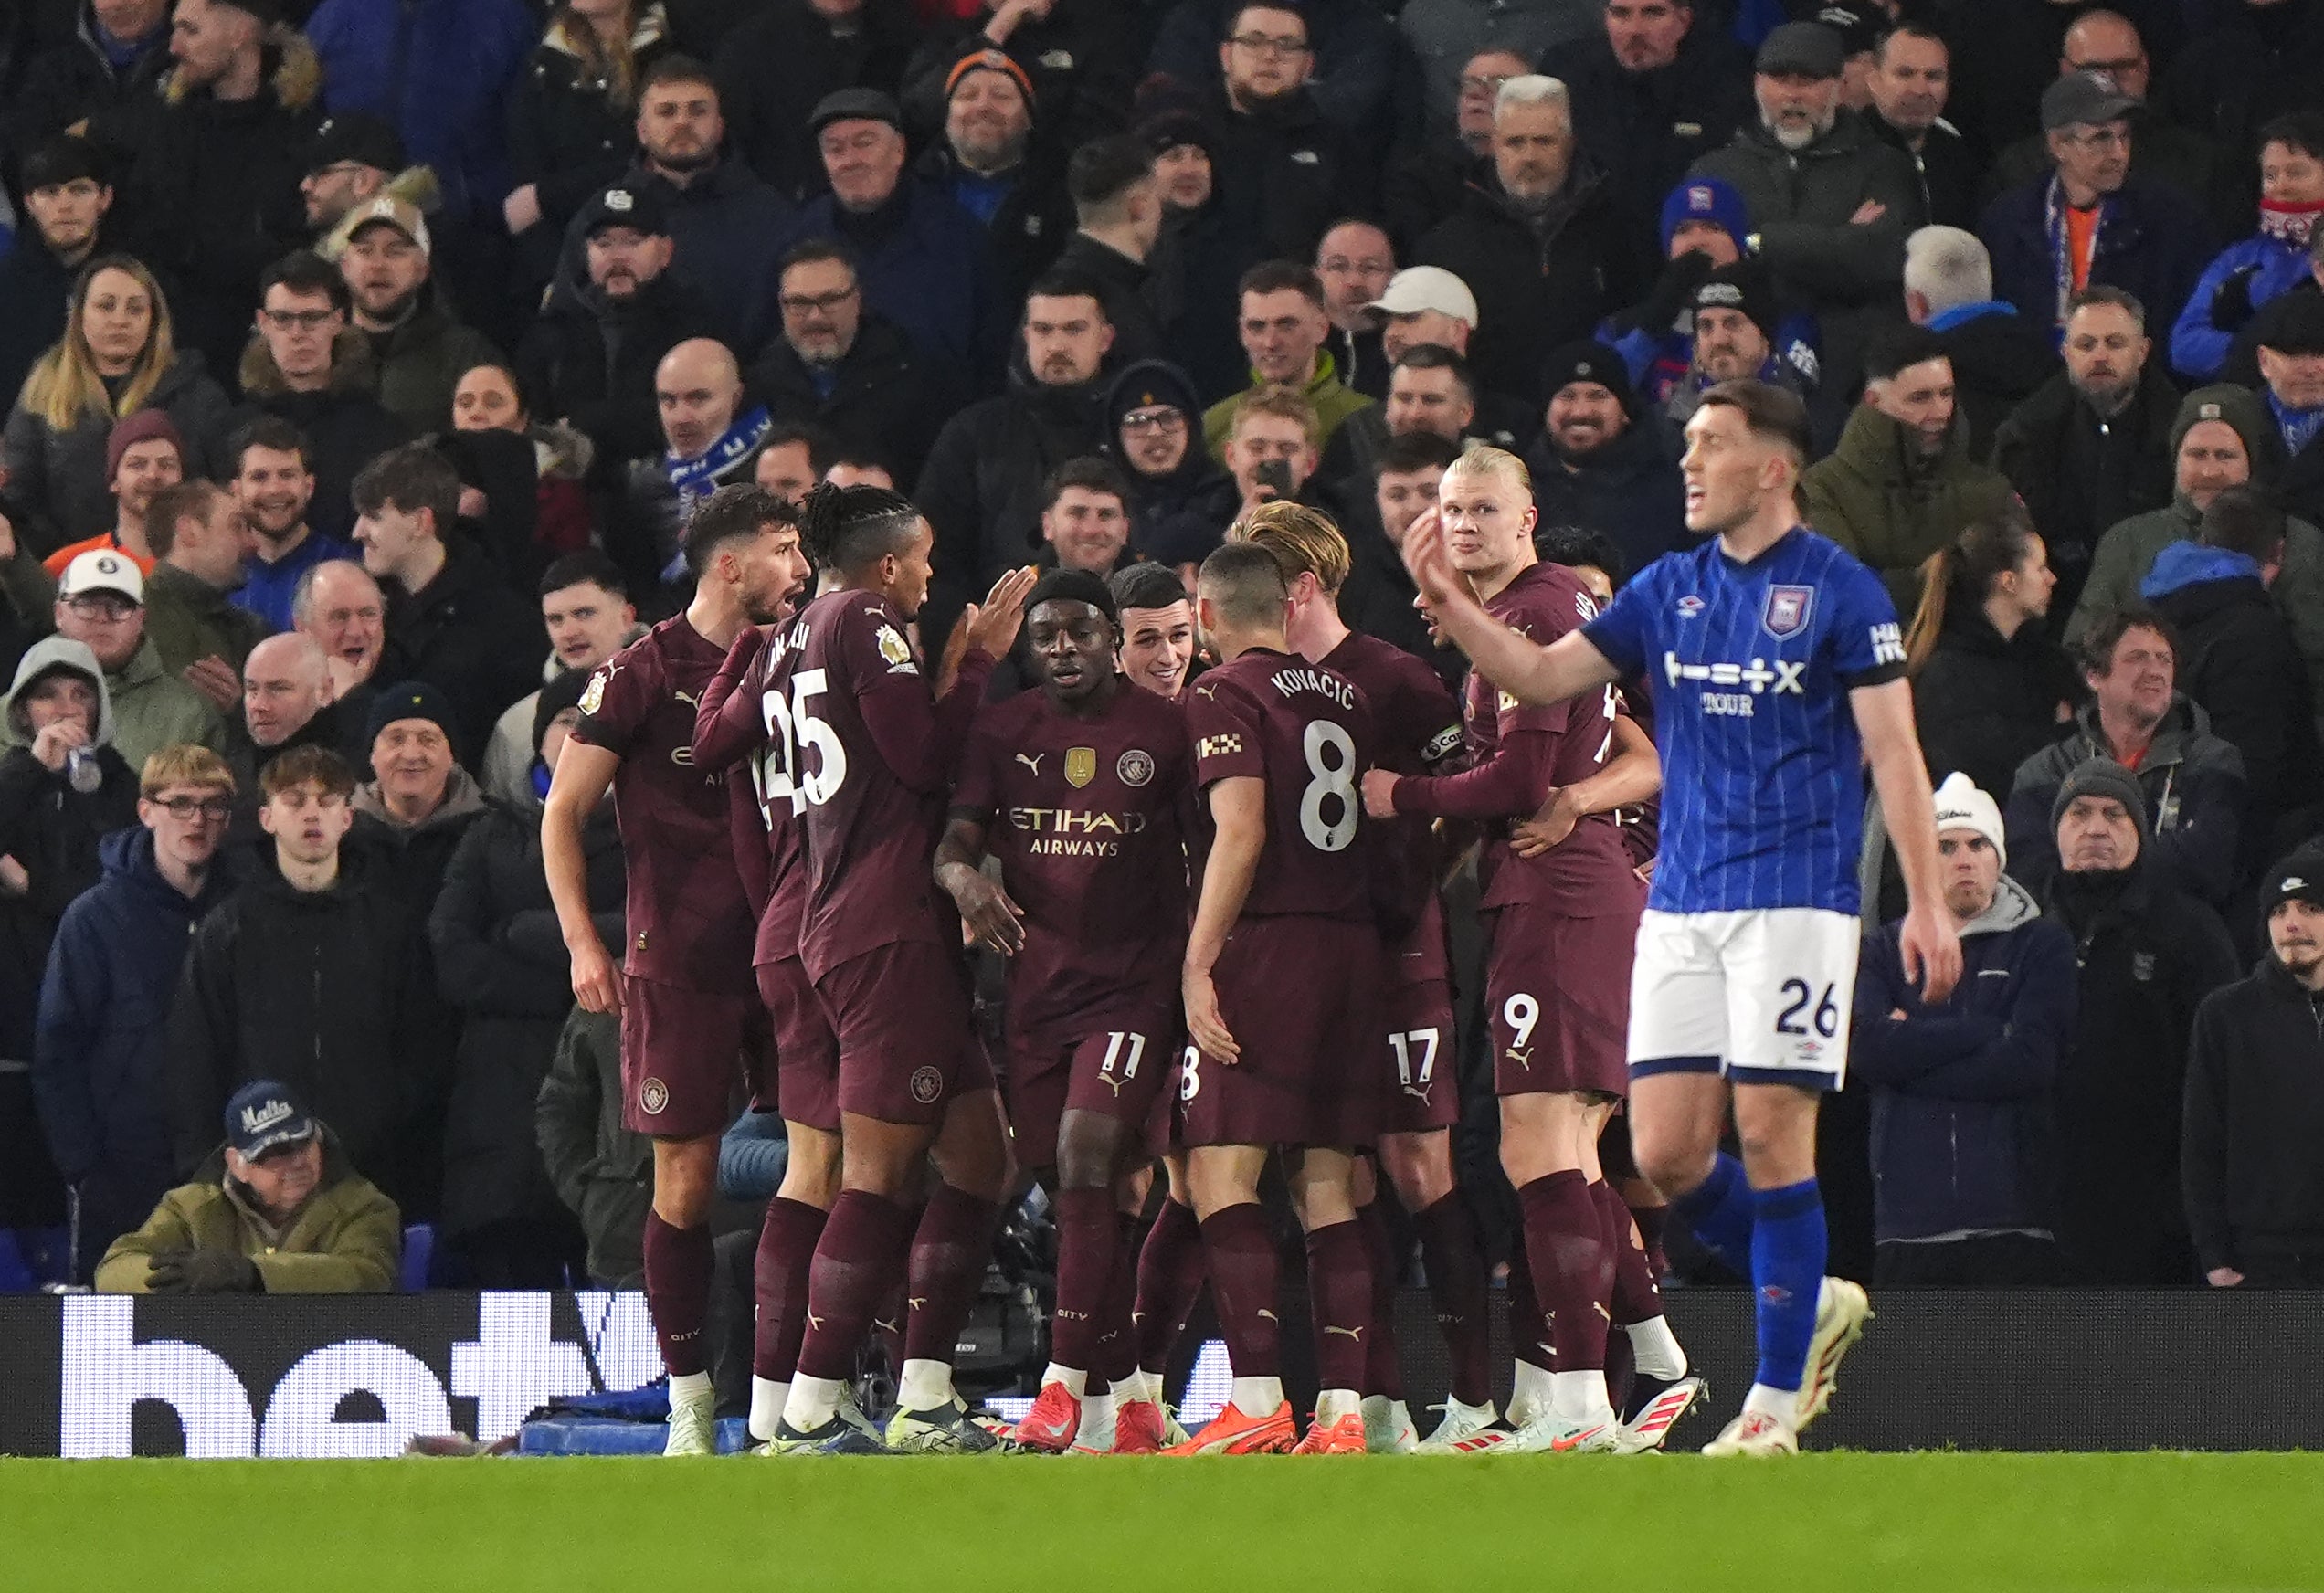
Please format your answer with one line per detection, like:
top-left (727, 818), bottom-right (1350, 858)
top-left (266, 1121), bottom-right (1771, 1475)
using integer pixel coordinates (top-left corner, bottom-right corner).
top-left (756, 955), bottom-right (840, 1134)
top-left (1006, 1007), bottom-right (1179, 1170)
top-left (1485, 902), bottom-right (1635, 1100)
top-left (813, 939), bottom-right (995, 1126)
top-left (1377, 977), bottom-right (1460, 1135)
top-left (620, 975), bottom-right (770, 1138)
top-left (1181, 915), bottom-right (1382, 1149)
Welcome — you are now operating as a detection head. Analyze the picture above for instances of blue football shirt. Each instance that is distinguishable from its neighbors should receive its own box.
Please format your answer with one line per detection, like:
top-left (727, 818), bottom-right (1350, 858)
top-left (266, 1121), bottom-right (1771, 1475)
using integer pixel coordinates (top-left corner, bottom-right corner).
top-left (1582, 526), bottom-right (1905, 914)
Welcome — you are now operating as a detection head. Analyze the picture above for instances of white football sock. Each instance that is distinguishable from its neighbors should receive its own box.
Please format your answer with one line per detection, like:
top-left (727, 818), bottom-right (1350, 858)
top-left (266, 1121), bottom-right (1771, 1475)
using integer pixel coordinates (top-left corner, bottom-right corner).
top-left (1230, 1375), bottom-right (1285, 1415)
top-left (747, 1377), bottom-right (789, 1441)
top-left (782, 1374), bottom-right (845, 1432)
top-left (1744, 1382), bottom-right (1800, 1425)
top-left (1122, 1368), bottom-right (1163, 1403)
top-left (1551, 1369), bottom-right (1615, 1425)
top-left (1040, 1363), bottom-right (1090, 1398)
top-left (896, 1358), bottom-right (956, 1412)
top-left (1075, 1388), bottom-right (1116, 1450)
top-left (1509, 1360), bottom-right (1554, 1425)
top-left (1315, 1387), bottom-right (1362, 1424)
top-left (1623, 1316), bottom-right (1688, 1382)
top-left (668, 1371), bottom-right (713, 1408)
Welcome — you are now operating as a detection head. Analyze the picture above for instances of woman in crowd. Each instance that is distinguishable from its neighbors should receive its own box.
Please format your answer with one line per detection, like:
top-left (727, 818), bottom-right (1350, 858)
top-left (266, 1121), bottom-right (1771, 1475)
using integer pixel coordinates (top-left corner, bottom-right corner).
top-left (504, 0), bottom-right (678, 278)
top-left (449, 362), bottom-right (596, 572)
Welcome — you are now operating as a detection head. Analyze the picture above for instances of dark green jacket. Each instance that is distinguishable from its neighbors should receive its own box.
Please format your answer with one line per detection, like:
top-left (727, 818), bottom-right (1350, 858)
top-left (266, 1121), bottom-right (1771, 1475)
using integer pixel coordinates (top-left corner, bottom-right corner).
top-left (95, 1133), bottom-right (399, 1293)
top-left (141, 561), bottom-right (269, 680)
top-left (1802, 405), bottom-right (2016, 611)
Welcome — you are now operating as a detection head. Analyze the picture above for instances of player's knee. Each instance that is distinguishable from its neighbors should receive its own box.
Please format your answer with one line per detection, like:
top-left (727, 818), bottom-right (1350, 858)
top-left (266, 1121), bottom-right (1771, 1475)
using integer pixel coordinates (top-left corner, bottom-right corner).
top-left (1381, 1135), bottom-right (1454, 1209)
top-left (1055, 1112), bottom-right (1127, 1192)
top-left (776, 1124), bottom-right (842, 1210)
top-left (650, 1136), bottom-right (721, 1226)
top-left (1629, 1124), bottom-right (1712, 1203)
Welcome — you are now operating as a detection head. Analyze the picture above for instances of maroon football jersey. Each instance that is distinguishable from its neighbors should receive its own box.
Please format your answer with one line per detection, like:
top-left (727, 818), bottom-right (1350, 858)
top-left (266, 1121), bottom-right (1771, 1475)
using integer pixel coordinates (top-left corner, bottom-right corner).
top-left (1186, 646), bottom-right (1374, 923)
top-left (1469, 561), bottom-right (1635, 913)
top-left (1323, 629), bottom-right (1461, 983)
top-left (767, 588), bottom-right (987, 981)
top-left (954, 680), bottom-right (1197, 1049)
top-left (571, 616), bottom-right (755, 993)
top-left (692, 627), bottom-right (812, 968)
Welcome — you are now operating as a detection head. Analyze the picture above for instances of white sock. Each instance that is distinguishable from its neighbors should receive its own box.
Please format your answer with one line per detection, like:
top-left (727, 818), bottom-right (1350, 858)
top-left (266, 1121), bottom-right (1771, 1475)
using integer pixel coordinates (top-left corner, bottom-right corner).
top-left (1075, 1388), bottom-right (1115, 1450)
top-left (1744, 1382), bottom-right (1800, 1425)
top-left (747, 1377), bottom-right (789, 1441)
top-left (1122, 1368), bottom-right (1163, 1403)
top-left (1315, 1387), bottom-right (1362, 1423)
top-left (1509, 1360), bottom-right (1554, 1425)
top-left (1230, 1375), bottom-right (1285, 1415)
top-left (782, 1374), bottom-right (845, 1432)
top-left (668, 1371), bottom-right (713, 1409)
top-left (1551, 1369), bottom-right (1615, 1425)
top-left (896, 1358), bottom-right (955, 1413)
top-left (1040, 1363), bottom-right (1089, 1398)
top-left (1623, 1316), bottom-right (1688, 1382)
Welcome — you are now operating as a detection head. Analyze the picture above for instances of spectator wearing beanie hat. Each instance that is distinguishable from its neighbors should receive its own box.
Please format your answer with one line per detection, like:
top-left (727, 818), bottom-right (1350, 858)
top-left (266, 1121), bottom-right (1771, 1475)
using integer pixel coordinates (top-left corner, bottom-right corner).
top-left (909, 46), bottom-right (1075, 311)
top-left (425, 662), bottom-right (614, 1286)
top-left (2182, 843), bottom-right (2324, 1289)
top-left (1853, 771), bottom-right (2078, 1285)
top-left (2074, 383), bottom-right (2324, 723)
top-left (1646, 258), bottom-right (1822, 423)
top-left (1138, 107), bottom-right (1243, 402)
top-left (899, 0), bottom-right (1132, 153)
top-left (351, 679), bottom-right (487, 911)
top-left (2037, 755), bottom-right (2237, 1284)
top-left (1525, 339), bottom-right (1688, 577)
top-left (30, 410), bottom-right (187, 583)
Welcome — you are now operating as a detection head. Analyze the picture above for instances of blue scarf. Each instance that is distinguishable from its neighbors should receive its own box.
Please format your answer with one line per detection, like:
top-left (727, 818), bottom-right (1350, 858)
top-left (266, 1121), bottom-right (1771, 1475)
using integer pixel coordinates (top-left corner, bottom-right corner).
top-left (2269, 392), bottom-right (2324, 459)
top-left (660, 405), bottom-right (771, 581)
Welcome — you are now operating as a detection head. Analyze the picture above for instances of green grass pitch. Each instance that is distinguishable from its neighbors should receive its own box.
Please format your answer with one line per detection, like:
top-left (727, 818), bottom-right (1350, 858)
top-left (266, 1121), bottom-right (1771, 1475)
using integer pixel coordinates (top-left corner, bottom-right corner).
top-left (5, 1452), bottom-right (2319, 1591)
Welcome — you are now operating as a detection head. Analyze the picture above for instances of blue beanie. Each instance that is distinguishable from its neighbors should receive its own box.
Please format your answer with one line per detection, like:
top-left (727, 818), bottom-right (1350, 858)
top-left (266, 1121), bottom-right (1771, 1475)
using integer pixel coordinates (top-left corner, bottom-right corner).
top-left (1660, 177), bottom-right (1751, 256)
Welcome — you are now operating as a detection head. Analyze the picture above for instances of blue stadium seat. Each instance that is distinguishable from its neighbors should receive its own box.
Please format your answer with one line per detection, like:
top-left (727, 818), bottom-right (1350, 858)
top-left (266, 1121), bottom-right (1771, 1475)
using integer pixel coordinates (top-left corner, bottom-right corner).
top-left (400, 1224), bottom-right (436, 1292)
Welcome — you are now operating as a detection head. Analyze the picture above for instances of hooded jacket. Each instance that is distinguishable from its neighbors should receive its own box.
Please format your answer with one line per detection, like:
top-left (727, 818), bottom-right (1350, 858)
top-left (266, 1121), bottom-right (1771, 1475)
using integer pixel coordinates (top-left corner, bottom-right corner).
top-left (1413, 164), bottom-right (1641, 404)
top-left (1689, 111), bottom-right (1926, 311)
top-left (749, 311), bottom-right (967, 482)
top-left (428, 795), bottom-right (621, 1241)
top-left (1854, 874), bottom-right (2078, 1245)
top-left (34, 826), bottom-right (235, 1249)
top-left (2183, 953), bottom-right (2324, 1272)
top-left (1, 351), bottom-right (235, 552)
top-left (94, 1128), bottom-right (399, 1294)
top-left (517, 271), bottom-right (724, 467)
top-left (356, 286), bottom-right (505, 435)
top-left (2004, 694), bottom-right (2247, 910)
top-left (228, 332), bottom-right (411, 545)
top-left (1991, 362), bottom-right (2180, 613)
top-left (2043, 860), bottom-right (2238, 1283)
top-left (165, 840), bottom-right (432, 1209)
top-left (1910, 605), bottom-right (2077, 807)
top-left (1801, 404), bottom-right (2019, 612)
top-left (2170, 232), bottom-right (2316, 385)
top-left (2140, 541), bottom-right (2324, 849)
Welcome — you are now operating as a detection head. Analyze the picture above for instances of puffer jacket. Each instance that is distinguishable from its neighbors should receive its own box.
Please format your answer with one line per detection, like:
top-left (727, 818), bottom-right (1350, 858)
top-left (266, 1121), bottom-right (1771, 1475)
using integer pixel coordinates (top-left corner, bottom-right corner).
top-left (2002, 694), bottom-right (2248, 910)
top-left (2170, 232), bottom-right (2316, 385)
top-left (95, 1129), bottom-right (399, 1293)
top-left (1854, 874), bottom-right (2078, 1244)
top-left (357, 286), bottom-right (505, 435)
top-left (428, 796), bottom-right (622, 1241)
top-left (1801, 405), bottom-right (2018, 612)
top-left (0, 353), bottom-right (235, 553)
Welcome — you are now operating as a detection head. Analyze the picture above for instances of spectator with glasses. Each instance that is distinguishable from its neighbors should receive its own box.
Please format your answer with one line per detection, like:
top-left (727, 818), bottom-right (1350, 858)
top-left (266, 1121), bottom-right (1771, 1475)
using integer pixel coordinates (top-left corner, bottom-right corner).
top-left (34, 745), bottom-right (239, 1280)
top-left (1104, 358), bottom-right (1226, 555)
top-left (36, 553), bottom-right (226, 772)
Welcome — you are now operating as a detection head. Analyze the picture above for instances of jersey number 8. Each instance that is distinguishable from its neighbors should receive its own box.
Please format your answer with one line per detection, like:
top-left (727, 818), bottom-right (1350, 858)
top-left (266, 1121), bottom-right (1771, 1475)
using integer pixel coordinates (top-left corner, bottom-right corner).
top-left (1300, 720), bottom-right (1358, 852)
top-left (759, 668), bottom-right (848, 814)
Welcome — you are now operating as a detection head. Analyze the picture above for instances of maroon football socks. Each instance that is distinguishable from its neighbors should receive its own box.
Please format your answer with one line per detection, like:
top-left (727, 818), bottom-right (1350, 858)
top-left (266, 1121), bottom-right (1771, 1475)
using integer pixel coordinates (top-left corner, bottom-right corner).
top-left (1413, 1191), bottom-right (1493, 1407)
top-left (902, 1182), bottom-right (999, 1366)
top-left (1594, 1180), bottom-right (1664, 1328)
top-left (794, 1189), bottom-right (914, 1383)
top-left (751, 1196), bottom-right (829, 1382)
top-left (1133, 1197), bottom-right (1207, 1376)
top-left (641, 1210), bottom-right (713, 1378)
top-left (1505, 1239), bottom-right (1552, 1371)
top-left (1516, 1170), bottom-right (1612, 1373)
top-left (1304, 1218), bottom-right (1376, 1398)
top-left (1048, 1185), bottom-right (1119, 1374)
top-left (1351, 1200), bottom-right (1405, 1401)
top-left (1198, 1202), bottom-right (1282, 1377)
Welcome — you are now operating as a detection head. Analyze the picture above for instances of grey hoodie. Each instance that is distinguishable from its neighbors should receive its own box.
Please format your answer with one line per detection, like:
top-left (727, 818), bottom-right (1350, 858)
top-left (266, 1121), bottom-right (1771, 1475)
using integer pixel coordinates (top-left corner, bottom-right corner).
top-left (5, 637), bottom-right (116, 748)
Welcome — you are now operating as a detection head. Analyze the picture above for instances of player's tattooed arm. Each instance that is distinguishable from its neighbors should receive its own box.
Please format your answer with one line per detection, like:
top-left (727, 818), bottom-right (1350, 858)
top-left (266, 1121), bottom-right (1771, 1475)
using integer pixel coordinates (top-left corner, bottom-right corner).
top-left (1183, 775), bottom-right (1266, 1063)
top-left (934, 811), bottom-right (1027, 956)
top-left (1511, 713), bottom-right (1662, 857)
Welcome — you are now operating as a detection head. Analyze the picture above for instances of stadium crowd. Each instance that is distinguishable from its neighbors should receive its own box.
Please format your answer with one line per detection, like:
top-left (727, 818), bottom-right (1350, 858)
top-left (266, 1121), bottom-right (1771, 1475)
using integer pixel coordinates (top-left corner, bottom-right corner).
top-left (2, 0), bottom-right (2324, 1456)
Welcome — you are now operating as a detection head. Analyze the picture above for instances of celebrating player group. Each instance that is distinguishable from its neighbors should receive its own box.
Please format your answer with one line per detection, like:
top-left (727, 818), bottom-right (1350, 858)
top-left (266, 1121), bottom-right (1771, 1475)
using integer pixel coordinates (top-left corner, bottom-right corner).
top-left (542, 375), bottom-right (1962, 1461)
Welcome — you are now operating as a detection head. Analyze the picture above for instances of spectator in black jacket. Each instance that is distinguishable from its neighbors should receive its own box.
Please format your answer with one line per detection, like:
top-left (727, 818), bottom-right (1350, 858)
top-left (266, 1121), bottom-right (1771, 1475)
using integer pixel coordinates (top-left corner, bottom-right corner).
top-left (915, 269), bottom-right (1113, 649)
top-left (2041, 757), bottom-right (2238, 1285)
top-left (1050, 135), bottom-right (1168, 370)
top-left (519, 181), bottom-right (720, 468)
top-left (1864, 23), bottom-right (1980, 232)
top-left (350, 445), bottom-right (540, 764)
top-left (228, 251), bottom-right (408, 547)
top-left (1381, 46), bottom-right (1511, 251)
top-left (1907, 225), bottom-right (2060, 458)
top-left (1341, 429), bottom-right (1459, 676)
top-left (1903, 505), bottom-right (2075, 807)
top-left (2, 0), bottom-right (171, 183)
top-left (1314, 218), bottom-right (1393, 401)
top-left (295, 112), bottom-right (404, 239)
top-left (428, 668), bottom-right (611, 1285)
top-left (2183, 848), bottom-right (2324, 1289)
top-left (502, 1), bottom-right (681, 275)
top-left (1416, 74), bottom-right (1639, 404)
top-left (167, 743), bottom-right (434, 1214)
top-left (1102, 357), bottom-right (1226, 558)
top-left (2139, 487), bottom-right (2324, 864)
top-left (902, 0), bottom-right (1129, 150)
top-left (912, 46), bottom-right (1073, 311)
top-left (711, 0), bottom-right (915, 205)
top-left (1524, 340), bottom-right (1686, 580)
top-left (0, 137), bottom-right (117, 417)
top-left (748, 239), bottom-right (963, 486)
top-left (2250, 290), bottom-right (2324, 530)
top-left (1538, 0), bottom-right (1755, 256)
top-left (1138, 105), bottom-right (1243, 401)
top-left (1991, 286), bottom-right (2179, 623)
top-left (2157, 0), bottom-right (2324, 192)
top-left (1320, 343), bottom-right (1530, 500)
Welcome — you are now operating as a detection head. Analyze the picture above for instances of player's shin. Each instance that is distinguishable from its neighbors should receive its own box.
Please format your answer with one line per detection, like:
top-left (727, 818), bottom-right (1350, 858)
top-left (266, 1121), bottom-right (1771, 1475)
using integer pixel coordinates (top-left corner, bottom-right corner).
top-left (1747, 1178), bottom-right (1827, 1421)
top-left (1516, 1170), bottom-right (1617, 1425)
top-left (1668, 1150), bottom-right (1758, 1279)
top-left (1593, 1182), bottom-right (1687, 1380)
top-left (750, 1197), bottom-right (831, 1440)
top-left (899, 1181), bottom-right (1001, 1412)
top-left (1352, 1200), bottom-right (1405, 1405)
top-left (1411, 1191), bottom-right (1492, 1407)
top-left (1199, 1201), bottom-right (1286, 1415)
top-left (641, 1210), bottom-right (715, 1396)
top-left (784, 1189), bottom-right (914, 1432)
top-left (1303, 1218), bottom-right (1372, 1422)
top-left (1044, 1185), bottom-right (1120, 1395)
top-left (1131, 1197), bottom-right (1207, 1395)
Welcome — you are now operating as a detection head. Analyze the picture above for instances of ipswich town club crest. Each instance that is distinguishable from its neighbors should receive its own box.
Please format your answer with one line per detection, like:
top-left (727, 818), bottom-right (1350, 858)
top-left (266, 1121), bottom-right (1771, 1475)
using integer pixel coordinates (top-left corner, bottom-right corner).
top-left (1761, 584), bottom-right (1814, 640)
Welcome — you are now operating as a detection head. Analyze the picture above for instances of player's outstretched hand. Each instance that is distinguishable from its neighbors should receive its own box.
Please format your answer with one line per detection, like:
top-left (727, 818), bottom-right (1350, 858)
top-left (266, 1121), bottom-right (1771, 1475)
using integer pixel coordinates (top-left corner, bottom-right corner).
top-left (968, 565), bottom-right (1039, 659)
top-left (570, 934), bottom-right (625, 1016)
top-left (1360, 767), bottom-right (1400, 820)
top-left (1897, 897), bottom-right (1962, 1006)
top-left (946, 867), bottom-right (1027, 956)
top-left (1183, 967), bottom-right (1239, 1063)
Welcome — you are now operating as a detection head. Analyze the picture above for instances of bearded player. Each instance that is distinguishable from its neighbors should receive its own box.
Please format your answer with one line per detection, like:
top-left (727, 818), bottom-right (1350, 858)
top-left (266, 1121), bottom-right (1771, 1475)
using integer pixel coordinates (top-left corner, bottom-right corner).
top-left (544, 484), bottom-right (812, 1455)
top-left (1402, 383), bottom-right (1960, 1455)
top-left (935, 569), bottom-right (1198, 1455)
top-left (1166, 542), bottom-right (1381, 1457)
top-left (763, 483), bottom-right (1034, 1455)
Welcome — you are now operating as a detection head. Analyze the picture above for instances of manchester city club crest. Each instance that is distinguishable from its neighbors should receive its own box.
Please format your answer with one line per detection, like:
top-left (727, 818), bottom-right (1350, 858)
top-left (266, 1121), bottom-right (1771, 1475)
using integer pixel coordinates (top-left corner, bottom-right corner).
top-left (1065, 746), bottom-right (1097, 788)
top-left (1761, 584), bottom-right (1815, 640)
top-left (1117, 748), bottom-right (1154, 787)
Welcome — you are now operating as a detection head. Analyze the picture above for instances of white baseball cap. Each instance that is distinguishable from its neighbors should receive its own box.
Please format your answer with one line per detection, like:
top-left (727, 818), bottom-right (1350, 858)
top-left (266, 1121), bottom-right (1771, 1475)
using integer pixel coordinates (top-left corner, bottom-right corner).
top-left (1364, 266), bottom-right (1479, 326)
top-left (58, 548), bottom-right (143, 606)
top-left (1933, 770), bottom-right (2005, 865)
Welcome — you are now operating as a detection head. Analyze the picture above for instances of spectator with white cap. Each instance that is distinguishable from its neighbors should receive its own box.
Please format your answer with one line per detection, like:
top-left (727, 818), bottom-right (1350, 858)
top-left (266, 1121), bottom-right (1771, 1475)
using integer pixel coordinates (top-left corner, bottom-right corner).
top-left (21, 552), bottom-right (226, 770)
top-left (1853, 771), bottom-right (2078, 1286)
top-left (1367, 265), bottom-right (1480, 370)
top-left (333, 195), bottom-right (503, 434)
